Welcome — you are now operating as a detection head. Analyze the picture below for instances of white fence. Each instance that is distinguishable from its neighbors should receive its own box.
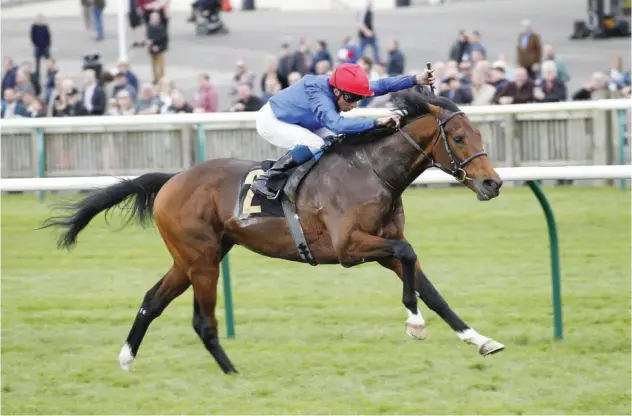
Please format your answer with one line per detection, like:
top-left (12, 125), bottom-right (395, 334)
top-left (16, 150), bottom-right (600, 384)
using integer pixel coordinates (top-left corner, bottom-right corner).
top-left (1, 99), bottom-right (631, 180)
top-left (2, 166), bottom-right (631, 192)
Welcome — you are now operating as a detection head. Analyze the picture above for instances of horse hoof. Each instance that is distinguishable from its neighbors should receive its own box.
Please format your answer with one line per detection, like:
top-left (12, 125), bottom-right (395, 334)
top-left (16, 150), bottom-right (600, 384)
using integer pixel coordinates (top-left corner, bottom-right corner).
top-left (479, 339), bottom-right (504, 356)
top-left (118, 343), bottom-right (135, 372)
top-left (406, 323), bottom-right (428, 340)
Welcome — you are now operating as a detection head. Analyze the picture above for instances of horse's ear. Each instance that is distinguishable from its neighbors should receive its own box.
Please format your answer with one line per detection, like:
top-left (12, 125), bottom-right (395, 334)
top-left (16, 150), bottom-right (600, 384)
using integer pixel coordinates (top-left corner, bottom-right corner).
top-left (426, 103), bottom-right (444, 117)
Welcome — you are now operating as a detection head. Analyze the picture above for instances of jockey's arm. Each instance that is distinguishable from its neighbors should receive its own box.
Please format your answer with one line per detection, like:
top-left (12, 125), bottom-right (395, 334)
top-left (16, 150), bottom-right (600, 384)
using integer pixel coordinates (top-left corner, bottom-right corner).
top-left (306, 84), bottom-right (377, 135)
top-left (370, 75), bottom-right (417, 96)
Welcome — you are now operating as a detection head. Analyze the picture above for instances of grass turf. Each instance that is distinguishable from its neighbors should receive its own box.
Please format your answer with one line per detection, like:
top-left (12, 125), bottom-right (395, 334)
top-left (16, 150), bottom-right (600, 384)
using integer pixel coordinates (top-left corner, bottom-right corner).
top-left (1, 186), bottom-right (630, 415)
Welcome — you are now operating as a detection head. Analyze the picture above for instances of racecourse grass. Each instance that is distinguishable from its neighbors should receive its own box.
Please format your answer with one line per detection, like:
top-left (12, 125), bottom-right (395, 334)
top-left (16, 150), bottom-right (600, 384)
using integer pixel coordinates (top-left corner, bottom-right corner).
top-left (1, 186), bottom-right (630, 415)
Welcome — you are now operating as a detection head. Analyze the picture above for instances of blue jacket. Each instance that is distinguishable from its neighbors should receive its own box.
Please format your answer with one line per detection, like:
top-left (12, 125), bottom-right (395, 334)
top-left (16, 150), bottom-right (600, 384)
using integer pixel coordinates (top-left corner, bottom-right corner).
top-left (268, 74), bottom-right (416, 135)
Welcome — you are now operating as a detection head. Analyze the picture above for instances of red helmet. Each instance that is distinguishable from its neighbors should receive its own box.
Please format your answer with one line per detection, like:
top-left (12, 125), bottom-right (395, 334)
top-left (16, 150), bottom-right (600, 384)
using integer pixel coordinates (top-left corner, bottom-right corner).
top-left (328, 63), bottom-right (374, 97)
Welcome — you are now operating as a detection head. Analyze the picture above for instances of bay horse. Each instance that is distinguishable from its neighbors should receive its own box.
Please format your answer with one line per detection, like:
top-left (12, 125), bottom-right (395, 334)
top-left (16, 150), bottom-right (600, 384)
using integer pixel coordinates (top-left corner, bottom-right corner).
top-left (41, 88), bottom-right (505, 375)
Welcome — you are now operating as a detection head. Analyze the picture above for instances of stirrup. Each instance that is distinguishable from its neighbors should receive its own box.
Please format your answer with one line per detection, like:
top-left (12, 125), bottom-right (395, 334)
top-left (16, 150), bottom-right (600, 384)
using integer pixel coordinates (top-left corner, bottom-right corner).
top-left (251, 179), bottom-right (280, 200)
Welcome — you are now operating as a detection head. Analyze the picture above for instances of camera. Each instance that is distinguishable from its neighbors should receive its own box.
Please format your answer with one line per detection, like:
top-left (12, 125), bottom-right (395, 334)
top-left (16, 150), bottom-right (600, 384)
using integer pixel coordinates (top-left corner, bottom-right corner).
top-left (82, 53), bottom-right (103, 80)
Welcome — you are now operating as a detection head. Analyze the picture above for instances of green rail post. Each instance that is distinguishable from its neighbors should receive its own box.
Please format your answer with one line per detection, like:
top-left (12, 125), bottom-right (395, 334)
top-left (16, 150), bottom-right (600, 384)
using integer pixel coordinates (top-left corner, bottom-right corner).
top-left (617, 109), bottom-right (627, 192)
top-left (527, 180), bottom-right (563, 340)
top-left (196, 123), bottom-right (236, 339)
top-left (37, 128), bottom-right (46, 203)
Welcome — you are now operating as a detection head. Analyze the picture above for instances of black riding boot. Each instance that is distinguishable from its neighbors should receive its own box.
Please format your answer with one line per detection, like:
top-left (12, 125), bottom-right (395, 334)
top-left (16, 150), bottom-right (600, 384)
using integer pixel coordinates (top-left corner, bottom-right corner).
top-left (251, 151), bottom-right (301, 200)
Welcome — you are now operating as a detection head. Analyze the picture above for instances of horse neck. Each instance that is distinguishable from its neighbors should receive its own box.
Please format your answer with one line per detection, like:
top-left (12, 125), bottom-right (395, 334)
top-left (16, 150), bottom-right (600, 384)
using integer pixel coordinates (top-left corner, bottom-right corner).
top-left (364, 116), bottom-right (437, 195)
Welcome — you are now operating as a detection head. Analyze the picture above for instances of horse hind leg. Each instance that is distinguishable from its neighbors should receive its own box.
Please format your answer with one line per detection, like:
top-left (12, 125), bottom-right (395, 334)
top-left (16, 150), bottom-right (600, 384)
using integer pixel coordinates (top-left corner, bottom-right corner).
top-left (119, 266), bottom-right (190, 371)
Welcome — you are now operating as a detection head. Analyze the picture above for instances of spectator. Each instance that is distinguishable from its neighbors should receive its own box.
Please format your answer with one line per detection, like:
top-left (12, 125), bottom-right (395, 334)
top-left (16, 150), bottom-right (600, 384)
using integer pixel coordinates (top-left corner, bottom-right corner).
top-left (92, 0), bottom-right (106, 41)
top-left (489, 62), bottom-right (509, 91)
top-left (373, 61), bottom-right (388, 79)
top-left (262, 77), bottom-right (281, 103)
top-left (228, 83), bottom-right (263, 112)
top-left (108, 89), bottom-right (136, 115)
top-left (20, 63), bottom-right (40, 97)
top-left (191, 73), bottom-right (218, 112)
top-left (495, 67), bottom-right (535, 104)
top-left (155, 76), bottom-right (174, 112)
top-left (474, 60), bottom-right (491, 81)
top-left (463, 30), bottom-right (487, 61)
top-left (137, 0), bottom-right (170, 30)
top-left (516, 19), bottom-right (542, 79)
top-left (310, 40), bottom-right (333, 74)
top-left (117, 60), bottom-right (139, 93)
top-left (22, 91), bottom-right (45, 117)
top-left (439, 76), bottom-right (472, 104)
top-left (128, 0), bottom-right (146, 48)
top-left (81, 0), bottom-right (92, 35)
top-left (292, 39), bottom-right (310, 76)
top-left (135, 82), bottom-right (161, 114)
top-left (46, 71), bottom-right (65, 116)
top-left (30, 13), bottom-right (51, 79)
top-left (2, 57), bottom-right (18, 94)
top-left (231, 59), bottom-right (256, 95)
top-left (572, 71), bottom-right (610, 101)
top-left (260, 56), bottom-right (288, 95)
top-left (337, 36), bottom-right (359, 65)
top-left (111, 71), bottom-right (137, 101)
top-left (386, 39), bottom-right (405, 76)
top-left (61, 87), bottom-right (88, 116)
top-left (495, 54), bottom-right (515, 81)
top-left (543, 44), bottom-right (570, 83)
top-left (470, 69), bottom-right (496, 105)
top-left (14, 69), bottom-right (35, 99)
top-left (470, 50), bottom-right (485, 65)
top-left (458, 60), bottom-right (473, 86)
top-left (81, 69), bottom-right (106, 115)
top-left (534, 60), bottom-right (567, 102)
top-left (52, 79), bottom-right (73, 116)
top-left (315, 60), bottom-right (331, 75)
top-left (146, 11), bottom-right (168, 83)
top-left (1, 88), bottom-right (28, 118)
top-left (357, 56), bottom-right (379, 80)
top-left (357, 0), bottom-right (379, 62)
top-left (287, 71), bottom-right (302, 85)
top-left (277, 43), bottom-right (294, 79)
top-left (44, 58), bottom-right (58, 103)
top-left (166, 89), bottom-right (193, 113)
top-left (448, 30), bottom-right (469, 63)
top-left (608, 55), bottom-right (631, 89)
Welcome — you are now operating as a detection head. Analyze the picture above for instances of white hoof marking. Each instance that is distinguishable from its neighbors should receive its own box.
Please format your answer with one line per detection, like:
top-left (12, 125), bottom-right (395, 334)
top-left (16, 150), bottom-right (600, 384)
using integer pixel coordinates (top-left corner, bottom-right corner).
top-left (479, 339), bottom-right (505, 356)
top-left (118, 343), bottom-right (135, 372)
top-left (405, 308), bottom-right (428, 340)
top-left (457, 329), bottom-right (505, 356)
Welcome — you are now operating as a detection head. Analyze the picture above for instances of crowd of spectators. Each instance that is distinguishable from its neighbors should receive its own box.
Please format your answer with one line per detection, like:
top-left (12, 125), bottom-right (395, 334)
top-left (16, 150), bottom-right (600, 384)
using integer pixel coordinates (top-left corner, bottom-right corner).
top-left (1, 3), bottom-right (630, 119)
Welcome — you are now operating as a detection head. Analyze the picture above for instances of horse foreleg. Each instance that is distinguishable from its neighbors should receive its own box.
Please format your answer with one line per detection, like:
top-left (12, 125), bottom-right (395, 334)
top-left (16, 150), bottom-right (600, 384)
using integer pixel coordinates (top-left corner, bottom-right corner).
top-left (336, 230), bottom-right (420, 336)
top-left (190, 250), bottom-right (238, 374)
top-left (119, 266), bottom-right (190, 371)
top-left (380, 256), bottom-right (504, 356)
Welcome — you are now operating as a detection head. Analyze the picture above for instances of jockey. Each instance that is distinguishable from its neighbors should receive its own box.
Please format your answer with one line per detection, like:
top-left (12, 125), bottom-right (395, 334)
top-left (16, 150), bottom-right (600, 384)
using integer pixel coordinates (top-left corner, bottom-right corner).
top-left (250, 62), bottom-right (435, 199)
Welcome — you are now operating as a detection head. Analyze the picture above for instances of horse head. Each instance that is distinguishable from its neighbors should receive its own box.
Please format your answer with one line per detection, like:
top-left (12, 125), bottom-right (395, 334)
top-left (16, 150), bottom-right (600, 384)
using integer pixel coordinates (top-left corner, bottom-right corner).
top-left (394, 89), bottom-right (502, 201)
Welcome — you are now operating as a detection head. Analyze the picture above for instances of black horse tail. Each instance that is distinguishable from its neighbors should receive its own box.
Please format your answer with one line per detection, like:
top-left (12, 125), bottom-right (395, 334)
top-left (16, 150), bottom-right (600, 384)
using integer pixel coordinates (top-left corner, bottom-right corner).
top-left (40, 172), bottom-right (176, 250)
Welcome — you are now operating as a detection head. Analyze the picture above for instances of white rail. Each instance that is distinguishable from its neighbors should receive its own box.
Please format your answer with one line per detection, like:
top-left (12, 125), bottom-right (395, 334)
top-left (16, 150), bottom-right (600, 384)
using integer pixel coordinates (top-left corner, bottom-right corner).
top-left (2, 166), bottom-right (630, 192)
top-left (1, 99), bottom-right (630, 129)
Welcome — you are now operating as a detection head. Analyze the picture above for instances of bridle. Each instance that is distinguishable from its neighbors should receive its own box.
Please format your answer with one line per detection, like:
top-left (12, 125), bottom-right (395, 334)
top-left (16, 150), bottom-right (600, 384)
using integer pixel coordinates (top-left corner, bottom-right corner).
top-left (396, 110), bottom-right (488, 183)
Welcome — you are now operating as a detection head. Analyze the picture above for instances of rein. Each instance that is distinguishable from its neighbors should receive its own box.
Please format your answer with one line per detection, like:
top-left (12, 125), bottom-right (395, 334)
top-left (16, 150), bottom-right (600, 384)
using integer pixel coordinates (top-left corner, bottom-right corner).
top-left (371, 110), bottom-right (487, 191)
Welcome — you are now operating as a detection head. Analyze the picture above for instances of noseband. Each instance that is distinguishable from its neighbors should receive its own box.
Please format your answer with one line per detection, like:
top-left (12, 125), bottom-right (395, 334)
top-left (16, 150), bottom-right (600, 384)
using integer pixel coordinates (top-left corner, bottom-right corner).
top-left (398, 111), bottom-right (488, 183)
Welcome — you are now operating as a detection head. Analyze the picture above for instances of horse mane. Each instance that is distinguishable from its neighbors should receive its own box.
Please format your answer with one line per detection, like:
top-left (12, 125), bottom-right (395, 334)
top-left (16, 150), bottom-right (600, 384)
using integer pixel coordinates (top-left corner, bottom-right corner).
top-left (338, 86), bottom-right (461, 147)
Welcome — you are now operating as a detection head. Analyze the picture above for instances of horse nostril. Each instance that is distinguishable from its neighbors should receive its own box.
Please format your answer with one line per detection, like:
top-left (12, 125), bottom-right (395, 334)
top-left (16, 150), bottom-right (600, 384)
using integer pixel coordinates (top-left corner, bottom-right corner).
top-left (483, 178), bottom-right (503, 190)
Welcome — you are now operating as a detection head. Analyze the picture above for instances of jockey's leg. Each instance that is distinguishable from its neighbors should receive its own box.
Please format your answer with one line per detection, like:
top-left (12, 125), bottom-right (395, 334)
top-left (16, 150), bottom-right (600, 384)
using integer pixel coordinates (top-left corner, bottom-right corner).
top-left (252, 103), bottom-right (326, 199)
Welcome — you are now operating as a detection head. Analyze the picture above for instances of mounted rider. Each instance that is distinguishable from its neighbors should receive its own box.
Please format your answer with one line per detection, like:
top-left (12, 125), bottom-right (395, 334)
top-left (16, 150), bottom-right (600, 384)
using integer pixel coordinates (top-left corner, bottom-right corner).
top-left (250, 62), bottom-right (436, 199)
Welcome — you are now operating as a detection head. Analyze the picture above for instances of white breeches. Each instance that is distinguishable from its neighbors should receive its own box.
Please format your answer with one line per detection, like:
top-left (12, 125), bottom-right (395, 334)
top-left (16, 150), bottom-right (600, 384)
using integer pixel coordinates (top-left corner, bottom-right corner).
top-left (256, 102), bottom-right (333, 153)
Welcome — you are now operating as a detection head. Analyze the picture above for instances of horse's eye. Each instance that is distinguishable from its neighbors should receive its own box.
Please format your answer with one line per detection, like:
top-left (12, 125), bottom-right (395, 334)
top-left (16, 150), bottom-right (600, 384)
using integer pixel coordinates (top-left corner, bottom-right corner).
top-left (454, 136), bottom-right (464, 144)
